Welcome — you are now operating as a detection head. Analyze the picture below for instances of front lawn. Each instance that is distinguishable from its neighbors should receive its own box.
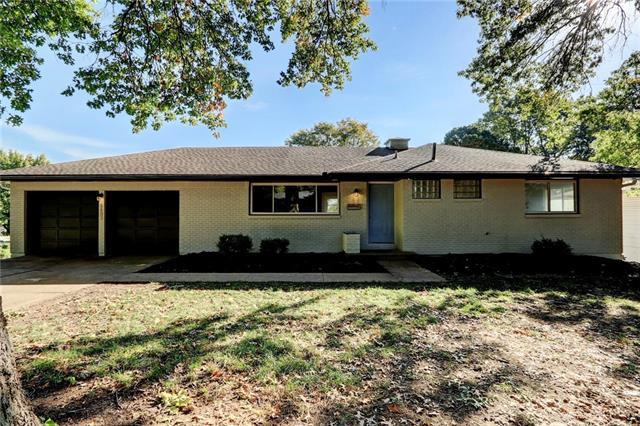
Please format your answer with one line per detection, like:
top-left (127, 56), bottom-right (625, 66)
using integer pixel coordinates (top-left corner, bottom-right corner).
top-left (7, 265), bottom-right (640, 425)
top-left (140, 252), bottom-right (387, 273)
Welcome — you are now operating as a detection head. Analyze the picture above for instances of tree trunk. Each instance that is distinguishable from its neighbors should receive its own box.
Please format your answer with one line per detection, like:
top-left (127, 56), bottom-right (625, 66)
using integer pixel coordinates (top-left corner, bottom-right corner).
top-left (0, 297), bottom-right (40, 426)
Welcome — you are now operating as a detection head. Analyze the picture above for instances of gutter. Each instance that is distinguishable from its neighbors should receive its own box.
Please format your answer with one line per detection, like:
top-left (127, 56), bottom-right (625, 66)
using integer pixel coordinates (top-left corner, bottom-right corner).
top-left (3, 171), bottom-right (638, 182)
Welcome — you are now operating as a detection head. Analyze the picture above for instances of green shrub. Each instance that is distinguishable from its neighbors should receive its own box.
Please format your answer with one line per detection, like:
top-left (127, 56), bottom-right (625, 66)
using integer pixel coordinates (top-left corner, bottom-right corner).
top-left (531, 237), bottom-right (572, 257)
top-left (260, 238), bottom-right (290, 255)
top-left (217, 234), bottom-right (253, 254)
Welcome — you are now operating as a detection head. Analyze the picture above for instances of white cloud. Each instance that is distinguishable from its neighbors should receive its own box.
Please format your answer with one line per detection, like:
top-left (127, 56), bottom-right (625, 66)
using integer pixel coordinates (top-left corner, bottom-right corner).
top-left (384, 62), bottom-right (426, 80)
top-left (242, 100), bottom-right (269, 111)
top-left (2, 123), bottom-right (119, 160)
top-left (15, 124), bottom-right (115, 149)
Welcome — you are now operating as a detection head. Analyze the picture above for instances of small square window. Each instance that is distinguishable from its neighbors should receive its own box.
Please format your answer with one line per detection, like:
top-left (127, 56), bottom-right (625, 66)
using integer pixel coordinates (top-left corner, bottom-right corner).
top-left (454, 179), bottom-right (481, 199)
top-left (412, 179), bottom-right (441, 199)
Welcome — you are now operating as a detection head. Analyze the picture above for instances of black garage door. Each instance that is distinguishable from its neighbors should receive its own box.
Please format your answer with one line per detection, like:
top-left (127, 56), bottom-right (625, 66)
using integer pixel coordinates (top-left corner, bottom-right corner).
top-left (106, 191), bottom-right (179, 255)
top-left (26, 191), bottom-right (98, 256)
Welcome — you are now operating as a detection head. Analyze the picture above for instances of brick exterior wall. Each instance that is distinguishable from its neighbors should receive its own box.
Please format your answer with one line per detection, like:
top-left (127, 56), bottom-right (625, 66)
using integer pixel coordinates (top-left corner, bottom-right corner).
top-left (10, 178), bottom-right (623, 257)
top-left (399, 178), bottom-right (622, 257)
top-left (10, 181), bottom-right (368, 256)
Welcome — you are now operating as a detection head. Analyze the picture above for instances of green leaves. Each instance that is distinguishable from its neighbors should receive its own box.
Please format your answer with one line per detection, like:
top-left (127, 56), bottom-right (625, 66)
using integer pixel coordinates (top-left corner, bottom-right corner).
top-left (459, 0), bottom-right (637, 99)
top-left (0, 0), bottom-right (375, 134)
top-left (591, 111), bottom-right (640, 167)
top-left (285, 117), bottom-right (379, 147)
top-left (446, 87), bottom-right (582, 159)
top-left (278, 0), bottom-right (375, 95)
top-left (443, 124), bottom-right (518, 153)
top-left (599, 51), bottom-right (640, 113)
top-left (0, 0), bottom-right (95, 126)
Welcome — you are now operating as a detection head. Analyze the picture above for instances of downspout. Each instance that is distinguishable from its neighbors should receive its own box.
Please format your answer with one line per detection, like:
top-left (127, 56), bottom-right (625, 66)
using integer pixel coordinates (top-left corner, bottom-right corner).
top-left (402, 143), bottom-right (437, 172)
top-left (622, 178), bottom-right (638, 188)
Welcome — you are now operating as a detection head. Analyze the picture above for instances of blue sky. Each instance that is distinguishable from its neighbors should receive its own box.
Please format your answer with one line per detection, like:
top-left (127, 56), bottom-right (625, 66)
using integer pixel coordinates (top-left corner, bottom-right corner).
top-left (1, 1), bottom-right (638, 163)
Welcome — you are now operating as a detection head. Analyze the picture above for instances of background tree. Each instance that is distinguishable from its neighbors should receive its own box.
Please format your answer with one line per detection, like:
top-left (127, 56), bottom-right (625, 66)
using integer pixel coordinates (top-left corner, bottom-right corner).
top-left (591, 111), bottom-right (640, 167)
top-left (599, 51), bottom-right (640, 113)
top-left (446, 88), bottom-right (581, 158)
top-left (582, 53), bottom-right (640, 166)
top-left (1, 0), bottom-right (375, 133)
top-left (487, 88), bottom-right (580, 158)
top-left (443, 123), bottom-right (517, 152)
top-left (0, 150), bottom-right (48, 235)
top-left (286, 118), bottom-right (379, 147)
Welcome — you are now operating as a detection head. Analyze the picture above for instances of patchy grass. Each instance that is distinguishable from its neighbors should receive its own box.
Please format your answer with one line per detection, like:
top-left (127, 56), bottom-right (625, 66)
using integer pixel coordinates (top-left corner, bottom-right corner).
top-left (7, 273), bottom-right (640, 425)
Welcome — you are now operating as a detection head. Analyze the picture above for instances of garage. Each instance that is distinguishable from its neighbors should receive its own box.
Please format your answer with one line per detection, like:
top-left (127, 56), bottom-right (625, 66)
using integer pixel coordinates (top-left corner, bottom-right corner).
top-left (26, 191), bottom-right (99, 256)
top-left (106, 191), bottom-right (179, 255)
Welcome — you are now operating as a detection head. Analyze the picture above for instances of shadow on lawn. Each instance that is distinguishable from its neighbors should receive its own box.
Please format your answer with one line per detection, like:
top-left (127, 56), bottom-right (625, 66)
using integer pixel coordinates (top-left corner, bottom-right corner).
top-left (317, 297), bottom-right (533, 424)
top-left (23, 296), bottom-right (325, 423)
top-left (19, 281), bottom-right (639, 424)
top-left (524, 293), bottom-right (640, 342)
top-left (158, 275), bottom-right (640, 301)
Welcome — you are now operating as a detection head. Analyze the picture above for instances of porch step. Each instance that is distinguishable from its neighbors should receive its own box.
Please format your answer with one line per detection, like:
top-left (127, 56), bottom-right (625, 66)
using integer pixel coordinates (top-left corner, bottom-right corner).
top-left (377, 259), bottom-right (445, 282)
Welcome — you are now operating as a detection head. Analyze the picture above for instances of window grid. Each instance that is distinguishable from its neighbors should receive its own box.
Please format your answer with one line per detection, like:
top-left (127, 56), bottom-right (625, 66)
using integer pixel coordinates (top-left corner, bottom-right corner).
top-left (412, 179), bottom-right (441, 199)
top-left (454, 179), bottom-right (482, 199)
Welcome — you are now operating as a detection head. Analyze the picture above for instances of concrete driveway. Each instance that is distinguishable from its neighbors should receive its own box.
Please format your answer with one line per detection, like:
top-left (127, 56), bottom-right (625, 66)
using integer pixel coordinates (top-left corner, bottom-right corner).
top-left (0, 256), bottom-right (167, 311)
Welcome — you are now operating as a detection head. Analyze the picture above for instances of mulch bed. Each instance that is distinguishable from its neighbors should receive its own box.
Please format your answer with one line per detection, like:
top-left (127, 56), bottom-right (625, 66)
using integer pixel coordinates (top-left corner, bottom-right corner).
top-left (416, 253), bottom-right (640, 278)
top-left (140, 252), bottom-right (388, 273)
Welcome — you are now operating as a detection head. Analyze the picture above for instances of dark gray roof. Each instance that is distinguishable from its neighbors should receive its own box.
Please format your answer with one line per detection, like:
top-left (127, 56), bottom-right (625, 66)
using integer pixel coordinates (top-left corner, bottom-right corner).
top-left (2, 144), bottom-right (639, 180)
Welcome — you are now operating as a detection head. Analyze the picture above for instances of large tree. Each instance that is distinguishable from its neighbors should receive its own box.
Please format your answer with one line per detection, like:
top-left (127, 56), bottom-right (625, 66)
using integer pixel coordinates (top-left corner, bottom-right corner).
top-left (458, 0), bottom-right (640, 99)
top-left (0, 150), bottom-right (48, 234)
top-left (0, 298), bottom-right (40, 425)
top-left (285, 118), bottom-right (379, 147)
top-left (0, 0), bottom-right (375, 133)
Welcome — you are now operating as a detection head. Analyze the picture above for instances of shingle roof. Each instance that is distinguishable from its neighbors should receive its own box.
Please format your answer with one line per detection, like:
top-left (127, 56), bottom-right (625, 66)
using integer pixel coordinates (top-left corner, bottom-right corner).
top-left (2, 144), bottom-right (638, 180)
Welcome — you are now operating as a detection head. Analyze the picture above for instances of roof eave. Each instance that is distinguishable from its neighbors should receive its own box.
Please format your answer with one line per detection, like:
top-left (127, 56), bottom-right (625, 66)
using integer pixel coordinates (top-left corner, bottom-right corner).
top-left (2, 169), bottom-right (639, 182)
top-left (0, 173), bottom-right (339, 182)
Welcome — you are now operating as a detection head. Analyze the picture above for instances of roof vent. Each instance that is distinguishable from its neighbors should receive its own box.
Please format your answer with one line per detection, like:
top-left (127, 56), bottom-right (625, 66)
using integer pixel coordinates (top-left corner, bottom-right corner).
top-left (385, 137), bottom-right (410, 151)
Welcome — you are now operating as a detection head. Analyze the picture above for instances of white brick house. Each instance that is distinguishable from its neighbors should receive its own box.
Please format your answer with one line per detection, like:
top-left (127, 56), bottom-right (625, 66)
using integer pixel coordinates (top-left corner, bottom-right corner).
top-left (2, 140), bottom-right (639, 259)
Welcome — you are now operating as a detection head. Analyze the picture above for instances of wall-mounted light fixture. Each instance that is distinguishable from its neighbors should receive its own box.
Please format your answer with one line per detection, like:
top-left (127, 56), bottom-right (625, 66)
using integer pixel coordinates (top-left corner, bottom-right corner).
top-left (96, 192), bottom-right (105, 202)
top-left (347, 188), bottom-right (363, 210)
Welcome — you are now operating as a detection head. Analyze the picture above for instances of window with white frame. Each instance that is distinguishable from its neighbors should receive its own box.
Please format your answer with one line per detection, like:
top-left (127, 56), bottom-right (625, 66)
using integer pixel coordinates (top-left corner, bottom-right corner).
top-left (251, 184), bottom-right (339, 214)
top-left (454, 179), bottom-right (482, 199)
top-left (525, 180), bottom-right (577, 213)
top-left (412, 179), bottom-right (441, 199)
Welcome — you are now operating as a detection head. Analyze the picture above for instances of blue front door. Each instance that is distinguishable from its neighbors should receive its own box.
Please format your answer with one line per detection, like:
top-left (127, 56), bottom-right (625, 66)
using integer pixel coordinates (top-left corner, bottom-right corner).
top-left (368, 184), bottom-right (395, 244)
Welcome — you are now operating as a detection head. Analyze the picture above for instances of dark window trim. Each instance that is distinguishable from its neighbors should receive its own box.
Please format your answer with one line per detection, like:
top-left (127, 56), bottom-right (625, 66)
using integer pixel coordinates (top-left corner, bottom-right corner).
top-left (249, 182), bottom-right (341, 216)
top-left (524, 179), bottom-right (579, 215)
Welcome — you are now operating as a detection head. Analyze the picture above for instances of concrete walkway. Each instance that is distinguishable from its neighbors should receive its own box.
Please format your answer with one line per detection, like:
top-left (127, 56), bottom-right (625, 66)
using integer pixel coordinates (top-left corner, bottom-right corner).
top-left (1, 256), bottom-right (445, 311)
